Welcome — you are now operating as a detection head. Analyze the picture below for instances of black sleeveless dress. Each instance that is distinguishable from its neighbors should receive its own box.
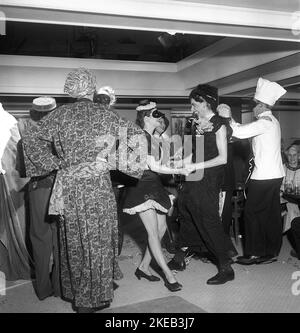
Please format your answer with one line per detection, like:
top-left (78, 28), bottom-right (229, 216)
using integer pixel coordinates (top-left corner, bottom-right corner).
top-left (123, 131), bottom-right (174, 215)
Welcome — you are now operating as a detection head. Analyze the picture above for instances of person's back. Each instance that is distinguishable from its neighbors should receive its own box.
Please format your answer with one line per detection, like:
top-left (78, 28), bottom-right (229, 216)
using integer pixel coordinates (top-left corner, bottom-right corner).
top-left (47, 100), bottom-right (116, 166)
top-left (251, 113), bottom-right (284, 180)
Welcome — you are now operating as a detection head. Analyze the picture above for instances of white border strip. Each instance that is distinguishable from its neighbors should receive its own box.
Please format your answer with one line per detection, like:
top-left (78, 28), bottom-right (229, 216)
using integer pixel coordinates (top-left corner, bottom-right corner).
top-left (1, 0), bottom-right (294, 30)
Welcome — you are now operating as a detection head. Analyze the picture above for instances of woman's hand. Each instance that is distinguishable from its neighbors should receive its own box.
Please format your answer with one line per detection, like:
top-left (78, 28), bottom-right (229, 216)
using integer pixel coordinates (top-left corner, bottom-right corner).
top-left (177, 168), bottom-right (190, 177)
top-left (185, 163), bottom-right (196, 174)
top-left (184, 162), bottom-right (204, 173)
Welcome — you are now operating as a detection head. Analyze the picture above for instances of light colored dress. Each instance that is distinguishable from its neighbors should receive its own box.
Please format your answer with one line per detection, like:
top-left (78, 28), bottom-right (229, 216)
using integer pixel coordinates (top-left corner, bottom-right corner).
top-left (0, 111), bottom-right (31, 280)
top-left (281, 164), bottom-right (300, 232)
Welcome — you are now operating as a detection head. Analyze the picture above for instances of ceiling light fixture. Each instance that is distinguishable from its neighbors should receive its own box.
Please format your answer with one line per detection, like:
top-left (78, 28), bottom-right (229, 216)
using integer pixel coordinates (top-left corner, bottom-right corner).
top-left (158, 32), bottom-right (176, 48)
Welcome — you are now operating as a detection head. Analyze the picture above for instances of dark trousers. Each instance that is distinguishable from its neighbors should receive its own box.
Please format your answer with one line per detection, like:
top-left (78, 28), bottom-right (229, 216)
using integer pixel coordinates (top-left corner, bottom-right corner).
top-left (221, 190), bottom-right (234, 235)
top-left (291, 217), bottom-right (300, 257)
top-left (29, 187), bottom-right (60, 299)
top-left (177, 189), bottom-right (207, 253)
top-left (244, 178), bottom-right (283, 257)
top-left (177, 172), bottom-right (234, 267)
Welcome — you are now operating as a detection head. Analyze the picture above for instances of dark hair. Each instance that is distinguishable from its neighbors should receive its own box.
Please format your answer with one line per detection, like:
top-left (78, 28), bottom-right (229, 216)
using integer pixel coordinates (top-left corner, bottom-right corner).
top-left (135, 99), bottom-right (154, 128)
top-left (93, 93), bottom-right (111, 106)
top-left (189, 84), bottom-right (218, 112)
top-left (29, 109), bottom-right (51, 122)
top-left (291, 140), bottom-right (300, 146)
top-left (162, 117), bottom-right (169, 131)
top-left (155, 116), bottom-right (169, 135)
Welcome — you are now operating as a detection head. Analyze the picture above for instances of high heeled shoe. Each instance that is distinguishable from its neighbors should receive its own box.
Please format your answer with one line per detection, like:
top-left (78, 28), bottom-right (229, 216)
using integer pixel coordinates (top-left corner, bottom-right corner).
top-left (135, 268), bottom-right (160, 282)
top-left (164, 279), bottom-right (182, 292)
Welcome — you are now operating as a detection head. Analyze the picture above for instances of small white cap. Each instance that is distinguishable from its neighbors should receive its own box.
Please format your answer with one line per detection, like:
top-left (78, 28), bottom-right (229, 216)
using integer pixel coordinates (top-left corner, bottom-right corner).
top-left (32, 96), bottom-right (57, 112)
top-left (136, 101), bottom-right (157, 111)
top-left (254, 78), bottom-right (286, 106)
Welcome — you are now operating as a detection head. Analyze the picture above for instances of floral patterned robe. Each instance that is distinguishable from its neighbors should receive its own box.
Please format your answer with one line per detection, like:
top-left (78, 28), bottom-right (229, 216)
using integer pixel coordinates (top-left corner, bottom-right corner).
top-left (22, 99), bottom-right (146, 308)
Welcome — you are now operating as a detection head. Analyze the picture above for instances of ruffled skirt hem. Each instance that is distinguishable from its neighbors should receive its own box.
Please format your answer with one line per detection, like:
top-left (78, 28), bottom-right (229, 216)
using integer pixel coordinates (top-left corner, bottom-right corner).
top-left (123, 194), bottom-right (175, 215)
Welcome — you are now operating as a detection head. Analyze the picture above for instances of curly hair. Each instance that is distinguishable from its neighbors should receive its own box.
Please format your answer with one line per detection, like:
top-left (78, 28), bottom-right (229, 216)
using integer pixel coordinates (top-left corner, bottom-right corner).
top-left (189, 84), bottom-right (218, 112)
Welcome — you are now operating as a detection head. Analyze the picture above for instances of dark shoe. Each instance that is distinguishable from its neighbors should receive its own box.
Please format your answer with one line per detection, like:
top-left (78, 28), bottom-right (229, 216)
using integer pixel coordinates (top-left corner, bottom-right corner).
top-left (164, 280), bottom-right (182, 292)
top-left (256, 255), bottom-right (277, 264)
top-left (207, 266), bottom-right (235, 285)
top-left (165, 241), bottom-right (177, 254)
top-left (290, 249), bottom-right (300, 260)
top-left (167, 249), bottom-right (188, 271)
top-left (235, 255), bottom-right (259, 265)
top-left (135, 268), bottom-right (160, 282)
top-left (167, 258), bottom-right (186, 271)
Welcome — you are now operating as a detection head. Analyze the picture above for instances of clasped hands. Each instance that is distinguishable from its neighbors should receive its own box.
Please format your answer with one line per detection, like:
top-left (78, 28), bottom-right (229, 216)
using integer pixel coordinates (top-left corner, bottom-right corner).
top-left (169, 158), bottom-right (197, 177)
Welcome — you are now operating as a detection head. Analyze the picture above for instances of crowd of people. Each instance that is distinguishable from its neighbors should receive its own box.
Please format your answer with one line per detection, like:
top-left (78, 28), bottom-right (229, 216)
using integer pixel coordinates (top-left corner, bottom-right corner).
top-left (1, 67), bottom-right (300, 313)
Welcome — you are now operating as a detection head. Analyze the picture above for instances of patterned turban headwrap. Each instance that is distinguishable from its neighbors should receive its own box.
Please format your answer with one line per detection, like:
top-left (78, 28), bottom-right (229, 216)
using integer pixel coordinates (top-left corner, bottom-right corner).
top-left (64, 67), bottom-right (97, 98)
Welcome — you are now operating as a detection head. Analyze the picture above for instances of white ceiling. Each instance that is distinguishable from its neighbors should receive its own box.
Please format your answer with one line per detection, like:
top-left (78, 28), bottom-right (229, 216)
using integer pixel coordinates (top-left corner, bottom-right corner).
top-left (178, 0), bottom-right (300, 12)
top-left (0, 0), bottom-right (299, 100)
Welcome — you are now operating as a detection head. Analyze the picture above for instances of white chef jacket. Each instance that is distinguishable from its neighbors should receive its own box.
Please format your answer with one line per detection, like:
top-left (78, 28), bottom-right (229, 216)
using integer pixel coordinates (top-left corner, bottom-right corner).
top-left (231, 110), bottom-right (285, 180)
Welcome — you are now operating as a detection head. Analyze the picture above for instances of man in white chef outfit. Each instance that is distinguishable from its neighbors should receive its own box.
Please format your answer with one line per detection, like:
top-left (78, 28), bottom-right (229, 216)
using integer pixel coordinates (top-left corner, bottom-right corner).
top-left (228, 78), bottom-right (286, 265)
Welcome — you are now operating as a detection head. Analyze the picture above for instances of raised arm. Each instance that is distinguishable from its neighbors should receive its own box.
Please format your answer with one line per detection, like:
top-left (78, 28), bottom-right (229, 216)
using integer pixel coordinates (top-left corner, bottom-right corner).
top-left (231, 118), bottom-right (273, 139)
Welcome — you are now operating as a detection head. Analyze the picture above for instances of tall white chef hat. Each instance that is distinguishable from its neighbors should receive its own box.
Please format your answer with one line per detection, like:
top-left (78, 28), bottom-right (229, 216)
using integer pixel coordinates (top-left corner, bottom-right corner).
top-left (254, 77), bottom-right (287, 106)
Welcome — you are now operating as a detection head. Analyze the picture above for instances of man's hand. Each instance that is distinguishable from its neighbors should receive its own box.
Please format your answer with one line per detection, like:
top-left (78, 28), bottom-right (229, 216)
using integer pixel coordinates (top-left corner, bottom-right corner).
top-left (217, 104), bottom-right (231, 118)
top-left (175, 164), bottom-right (196, 177)
top-left (183, 163), bottom-right (196, 175)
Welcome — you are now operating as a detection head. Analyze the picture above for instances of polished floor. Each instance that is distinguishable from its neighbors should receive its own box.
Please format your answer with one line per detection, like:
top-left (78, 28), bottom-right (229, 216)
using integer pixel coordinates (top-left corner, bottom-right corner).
top-left (1, 214), bottom-right (300, 313)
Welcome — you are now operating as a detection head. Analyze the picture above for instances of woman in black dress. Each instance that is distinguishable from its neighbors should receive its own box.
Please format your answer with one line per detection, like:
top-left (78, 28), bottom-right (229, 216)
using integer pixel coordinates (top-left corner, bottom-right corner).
top-left (181, 85), bottom-right (235, 285)
top-left (123, 100), bottom-right (190, 292)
